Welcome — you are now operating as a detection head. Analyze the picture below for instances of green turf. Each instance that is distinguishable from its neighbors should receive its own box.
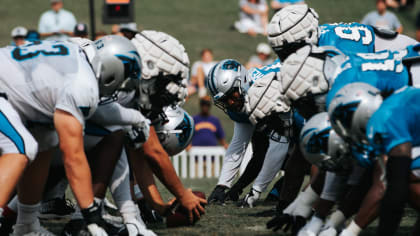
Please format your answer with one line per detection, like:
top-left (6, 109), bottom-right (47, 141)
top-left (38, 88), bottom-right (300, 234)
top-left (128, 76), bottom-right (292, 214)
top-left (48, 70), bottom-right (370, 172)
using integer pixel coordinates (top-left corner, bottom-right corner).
top-left (44, 177), bottom-right (417, 235)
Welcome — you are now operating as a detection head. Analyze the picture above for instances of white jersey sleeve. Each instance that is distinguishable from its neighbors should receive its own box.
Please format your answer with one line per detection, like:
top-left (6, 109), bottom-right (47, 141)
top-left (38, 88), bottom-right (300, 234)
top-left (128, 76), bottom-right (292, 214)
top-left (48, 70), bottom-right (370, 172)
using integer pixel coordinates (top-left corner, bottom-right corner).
top-left (89, 102), bottom-right (146, 127)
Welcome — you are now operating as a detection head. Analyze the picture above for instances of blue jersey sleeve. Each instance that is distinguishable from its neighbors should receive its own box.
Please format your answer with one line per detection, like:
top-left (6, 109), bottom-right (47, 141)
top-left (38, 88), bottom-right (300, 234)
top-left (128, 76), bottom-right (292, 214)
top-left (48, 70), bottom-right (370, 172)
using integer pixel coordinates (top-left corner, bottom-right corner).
top-left (366, 87), bottom-right (420, 154)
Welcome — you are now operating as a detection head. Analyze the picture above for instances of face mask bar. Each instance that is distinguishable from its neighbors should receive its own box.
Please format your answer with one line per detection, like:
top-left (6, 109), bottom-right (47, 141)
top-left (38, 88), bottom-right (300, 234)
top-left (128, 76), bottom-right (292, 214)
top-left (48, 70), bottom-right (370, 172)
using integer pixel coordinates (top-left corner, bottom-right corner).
top-left (213, 80), bottom-right (245, 113)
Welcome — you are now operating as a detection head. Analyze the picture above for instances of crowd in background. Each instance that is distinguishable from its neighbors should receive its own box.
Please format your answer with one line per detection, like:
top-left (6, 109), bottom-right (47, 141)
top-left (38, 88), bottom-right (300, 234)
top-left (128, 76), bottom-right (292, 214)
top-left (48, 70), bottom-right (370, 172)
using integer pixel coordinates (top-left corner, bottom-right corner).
top-left (10, 0), bottom-right (139, 46)
top-left (8, 0), bottom-right (420, 151)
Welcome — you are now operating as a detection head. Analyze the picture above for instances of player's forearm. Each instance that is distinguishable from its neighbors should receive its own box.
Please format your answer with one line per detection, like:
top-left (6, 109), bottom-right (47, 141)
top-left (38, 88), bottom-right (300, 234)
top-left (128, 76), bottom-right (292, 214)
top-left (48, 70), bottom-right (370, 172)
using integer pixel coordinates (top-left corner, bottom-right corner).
top-left (62, 151), bottom-right (94, 209)
top-left (128, 148), bottom-right (168, 214)
top-left (354, 161), bottom-right (385, 229)
top-left (280, 147), bottom-right (311, 202)
top-left (92, 102), bottom-right (145, 126)
top-left (377, 155), bottom-right (411, 235)
top-left (142, 128), bottom-right (187, 200)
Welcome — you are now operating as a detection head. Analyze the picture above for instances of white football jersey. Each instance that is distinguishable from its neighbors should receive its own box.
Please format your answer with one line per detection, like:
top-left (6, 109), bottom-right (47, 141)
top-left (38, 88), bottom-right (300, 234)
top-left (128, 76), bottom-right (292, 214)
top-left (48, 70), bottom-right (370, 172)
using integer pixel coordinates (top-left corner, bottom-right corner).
top-left (0, 41), bottom-right (99, 126)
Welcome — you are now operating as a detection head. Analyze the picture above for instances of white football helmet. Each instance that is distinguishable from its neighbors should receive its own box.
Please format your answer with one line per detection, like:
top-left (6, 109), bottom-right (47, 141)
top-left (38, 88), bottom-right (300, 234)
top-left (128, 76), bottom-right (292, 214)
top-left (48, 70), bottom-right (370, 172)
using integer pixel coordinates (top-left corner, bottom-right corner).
top-left (300, 112), bottom-right (352, 173)
top-left (132, 30), bottom-right (189, 112)
top-left (267, 4), bottom-right (319, 60)
top-left (328, 82), bottom-right (383, 145)
top-left (155, 106), bottom-right (194, 156)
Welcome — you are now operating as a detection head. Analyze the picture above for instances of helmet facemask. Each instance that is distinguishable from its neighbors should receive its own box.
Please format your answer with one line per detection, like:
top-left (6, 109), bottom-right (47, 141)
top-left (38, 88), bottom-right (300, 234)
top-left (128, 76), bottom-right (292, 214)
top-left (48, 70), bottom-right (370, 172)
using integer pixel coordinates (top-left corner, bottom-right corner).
top-left (329, 83), bottom-right (383, 149)
top-left (138, 72), bottom-right (186, 122)
top-left (213, 79), bottom-right (245, 113)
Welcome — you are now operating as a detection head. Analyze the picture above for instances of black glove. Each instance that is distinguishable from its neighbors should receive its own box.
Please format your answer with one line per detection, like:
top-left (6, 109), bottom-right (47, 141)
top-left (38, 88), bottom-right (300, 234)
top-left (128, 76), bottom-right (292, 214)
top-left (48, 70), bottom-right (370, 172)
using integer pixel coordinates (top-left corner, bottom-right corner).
top-left (267, 213), bottom-right (293, 232)
top-left (137, 199), bottom-right (163, 224)
top-left (208, 185), bottom-right (228, 204)
top-left (81, 201), bottom-right (127, 236)
top-left (291, 216), bottom-right (307, 235)
top-left (267, 213), bottom-right (307, 235)
top-left (81, 202), bottom-right (107, 229)
top-left (225, 185), bottom-right (243, 202)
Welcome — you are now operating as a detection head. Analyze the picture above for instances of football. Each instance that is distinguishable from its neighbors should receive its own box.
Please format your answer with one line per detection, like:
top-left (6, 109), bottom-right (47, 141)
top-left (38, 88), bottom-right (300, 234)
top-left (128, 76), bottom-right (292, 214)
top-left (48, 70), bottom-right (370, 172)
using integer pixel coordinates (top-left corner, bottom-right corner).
top-left (166, 191), bottom-right (206, 228)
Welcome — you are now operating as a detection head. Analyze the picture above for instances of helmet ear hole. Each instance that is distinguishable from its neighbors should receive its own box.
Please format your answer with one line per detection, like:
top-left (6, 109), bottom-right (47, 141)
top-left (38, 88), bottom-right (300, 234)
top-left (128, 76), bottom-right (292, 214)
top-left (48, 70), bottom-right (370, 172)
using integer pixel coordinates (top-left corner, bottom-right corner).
top-left (103, 76), bottom-right (115, 86)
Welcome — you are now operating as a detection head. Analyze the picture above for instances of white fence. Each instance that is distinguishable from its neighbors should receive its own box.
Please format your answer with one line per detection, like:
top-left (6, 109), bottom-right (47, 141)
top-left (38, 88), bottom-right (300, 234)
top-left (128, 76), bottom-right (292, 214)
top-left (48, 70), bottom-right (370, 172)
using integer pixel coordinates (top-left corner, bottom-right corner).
top-left (171, 145), bottom-right (253, 179)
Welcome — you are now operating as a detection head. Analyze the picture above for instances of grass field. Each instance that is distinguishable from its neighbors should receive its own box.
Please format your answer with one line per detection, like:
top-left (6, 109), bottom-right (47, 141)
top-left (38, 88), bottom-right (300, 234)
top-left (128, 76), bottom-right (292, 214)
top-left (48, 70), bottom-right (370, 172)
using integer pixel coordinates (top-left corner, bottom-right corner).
top-left (1, 1), bottom-right (420, 235)
top-left (41, 178), bottom-right (417, 235)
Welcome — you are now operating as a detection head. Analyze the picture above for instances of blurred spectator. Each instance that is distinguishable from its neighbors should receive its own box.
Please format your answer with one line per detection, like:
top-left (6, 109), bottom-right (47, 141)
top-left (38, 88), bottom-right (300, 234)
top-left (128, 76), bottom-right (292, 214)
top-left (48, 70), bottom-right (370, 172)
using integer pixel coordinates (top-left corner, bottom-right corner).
top-left (385, 0), bottom-right (414, 9)
top-left (73, 23), bottom-right (88, 38)
top-left (234, 0), bottom-right (269, 36)
top-left (189, 49), bottom-right (217, 97)
top-left (95, 31), bottom-right (108, 40)
top-left (191, 96), bottom-right (228, 148)
top-left (38, 0), bottom-right (77, 40)
top-left (271, 0), bottom-right (305, 12)
top-left (26, 30), bottom-right (41, 42)
top-left (246, 43), bottom-right (274, 69)
top-left (111, 24), bottom-right (121, 35)
top-left (361, 0), bottom-right (403, 33)
top-left (416, 11), bottom-right (420, 41)
top-left (11, 26), bottom-right (28, 46)
top-left (119, 22), bottom-right (138, 40)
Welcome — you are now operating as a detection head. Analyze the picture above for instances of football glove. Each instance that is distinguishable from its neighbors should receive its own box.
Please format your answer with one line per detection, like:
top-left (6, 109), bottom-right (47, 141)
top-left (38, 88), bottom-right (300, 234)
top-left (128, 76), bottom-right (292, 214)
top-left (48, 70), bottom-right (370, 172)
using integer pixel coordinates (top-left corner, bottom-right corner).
top-left (240, 188), bottom-right (261, 208)
top-left (267, 214), bottom-right (306, 234)
top-left (208, 185), bottom-right (228, 204)
top-left (81, 202), bottom-right (110, 236)
top-left (126, 118), bottom-right (151, 149)
top-left (125, 218), bottom-right (157, 236)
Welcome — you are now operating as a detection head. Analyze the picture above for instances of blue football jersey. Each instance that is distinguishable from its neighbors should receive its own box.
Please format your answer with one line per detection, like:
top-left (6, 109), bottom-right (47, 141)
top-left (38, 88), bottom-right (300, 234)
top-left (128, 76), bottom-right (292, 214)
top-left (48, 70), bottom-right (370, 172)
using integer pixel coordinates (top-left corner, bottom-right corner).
top-left (367, 86), bottom-right (420, 154)
top-left (318, 23), bottom-right (375, 53)
top-left (228, 59), bottom-right (282, 124)
top-left (326, 49), bottom-right (410, 109)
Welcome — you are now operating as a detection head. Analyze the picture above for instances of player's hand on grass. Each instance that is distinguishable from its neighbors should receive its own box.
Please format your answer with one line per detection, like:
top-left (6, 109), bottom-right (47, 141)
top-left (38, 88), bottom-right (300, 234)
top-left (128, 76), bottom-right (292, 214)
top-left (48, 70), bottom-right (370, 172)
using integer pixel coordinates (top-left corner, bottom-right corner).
top-left (239, 188), bottom-right (261, 208)
top-left (225, 186), bottom-right (242, 202)
top-left (208, 185), bottom-right (228, 204)
top-left (267, 213), bottom-right (293, 232)
top-left (179, 189), bottom-right (207, 223)
top-left (267, 214), bottom-right (306, 234)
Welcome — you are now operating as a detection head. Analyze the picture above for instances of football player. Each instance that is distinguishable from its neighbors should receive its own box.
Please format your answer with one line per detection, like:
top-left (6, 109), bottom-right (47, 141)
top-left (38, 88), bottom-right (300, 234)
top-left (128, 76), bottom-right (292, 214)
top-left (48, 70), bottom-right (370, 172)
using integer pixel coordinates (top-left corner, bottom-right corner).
top-left (328, 84), bottom-right (420, 235)
top-left (62, 31), bottom-right (206, 235)
top-left (205, 59), bottom-right (291, 206)
top-left (0, 35), bottom-right (140, 235)
top-left (247, 43), bottom-right (420, 233)
top-left (267, 4), bottom-right (417, 61)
